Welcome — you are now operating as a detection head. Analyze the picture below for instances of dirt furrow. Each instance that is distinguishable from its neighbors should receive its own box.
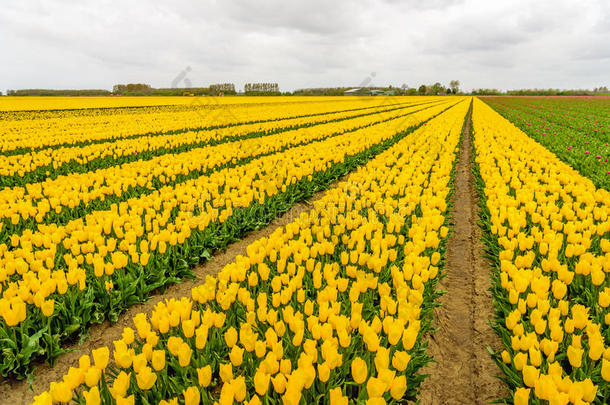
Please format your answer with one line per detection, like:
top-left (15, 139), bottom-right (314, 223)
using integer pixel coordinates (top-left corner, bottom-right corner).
top-left (418, 103), bottom-right (506, 404)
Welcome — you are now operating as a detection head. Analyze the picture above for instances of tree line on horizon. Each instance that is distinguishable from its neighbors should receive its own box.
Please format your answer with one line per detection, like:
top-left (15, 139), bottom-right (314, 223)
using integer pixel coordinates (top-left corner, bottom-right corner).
top-left (2, 82), bottom-right (608, 97)
top-left (3, 82), bottom-right (282, 97)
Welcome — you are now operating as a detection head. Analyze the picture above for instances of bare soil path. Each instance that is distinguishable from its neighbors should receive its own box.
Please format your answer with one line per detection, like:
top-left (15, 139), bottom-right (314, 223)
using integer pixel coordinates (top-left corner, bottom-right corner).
top-left (418, 103), bottom-right (507, 404)
top-left (0, 190), bottom-right (332, 404)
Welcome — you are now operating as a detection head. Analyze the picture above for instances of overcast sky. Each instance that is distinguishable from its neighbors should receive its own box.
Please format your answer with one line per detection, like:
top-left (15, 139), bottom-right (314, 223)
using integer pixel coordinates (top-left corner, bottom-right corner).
top-left (2, 0), bottom-right (609, 92)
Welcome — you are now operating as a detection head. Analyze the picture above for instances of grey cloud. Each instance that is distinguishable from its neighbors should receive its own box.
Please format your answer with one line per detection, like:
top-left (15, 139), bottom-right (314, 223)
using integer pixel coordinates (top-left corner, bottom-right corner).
top-left (218, 0), bottom-right (367, 35)
top-left (380, 0), bottom-right (465, 11)
top-left (1, 0), bottom-right (609, 92)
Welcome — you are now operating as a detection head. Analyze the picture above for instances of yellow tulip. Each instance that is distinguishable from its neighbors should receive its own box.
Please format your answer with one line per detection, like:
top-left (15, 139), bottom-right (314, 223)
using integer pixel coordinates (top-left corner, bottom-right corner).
top-left (522, 364), bottom-right (539, 388)
top-left (41, 299), bottom-right (54, 317)
top-left (110, 371), bottom-right (131, 399)
top-left (580, 378), bottom-right (597, 402)
top-left (229, 345), bottom-right (244, 366)
top-left (114, 344), bottom-right (132, 369)
top-left (248, 331), bottom-right (266, 352)
top-left (571, 305), bottom-right (589, 330)
top-left (351, 357), bottom-right (368, 385)
top-left (601, 358), bottom-right (610, 382)
top-left (599, 288), bottom-right (610, 307)
top-left (325, 387), bottom-right (346, 405)
top-left (567, 345), bottom-right (583, 368)
top-left (588, 336), bottom-right (604, 361)
top-left (363, 329), bottom-right (380, 352)
top-left (79, 355), bottom-right (91, 371)
top-left (514, 387), bottom-right (530, 405)
top-left (122, 327), bottom-right (135, 345)
top-left (501, 350), bottom-right (511, 364)
top-left (317, 362), bottom-right (330, 383)
top-left (246, 395), bottom-right (261, 405)
top-left (271, 373), bottom-right (287, 394)
top-left (83, 386), bottom-right (101, 405)
top-left (167, 336), bottom-right (184, 356)
top-left (374, 347), bottom-right (390, 372)
top-left (183, 386), bottom-right (200, 405)
top-left (195, 326), bottom-right (208, 349)
top-left (280, 358), bottom-right (292, 375)
top-left (116, 395), bottom-right (135, 405)
top-left (254, 370), bottom-right (270, 395)
top-left (219, 363), bottom-right (233, 382)
top-left (63, 367), bottom-right (84, 390)
top-left (132, 353), bottom-right (147, 373)
top-left (302, 364), bottom-right (316, 389)
top-left (84, 367), bottom-right (101, 388)
top-left (178, 342), bottom-right (192, 367)
top-left (377, 368), bottom-right (394, 391)
top-left (513, 352), bottom-right (528, 371)
top-left (151, 350), bottom-right (166, 371)
top-left (50, 381), bottom-right (73, 403)
top-left (224, 327), bottom-right (238, 348)
top-left (528, 347), bottom-right (542, 367)
top-left (135, 366), bottom-right (157, 390)
top-left (431, 251), bottom-right (440, 265)
top-left (367, 376), bottom-right (386, 398)
top-left (32, 392), bottom-right (53, 405)
top-left (401, 326), bottom-right (417, 350)
top-left (182, 319), bottom-right (195, 338)
top-left (91, 347), bottom-right (109, 370)
top-left (390, 375), bottom-right (407, 400)
top-left (551, 280), bottom-right (567, 300)
top-left (232, 376), bottom-right (247, 402)
top-left (197, 365), bottom-right (212, 387)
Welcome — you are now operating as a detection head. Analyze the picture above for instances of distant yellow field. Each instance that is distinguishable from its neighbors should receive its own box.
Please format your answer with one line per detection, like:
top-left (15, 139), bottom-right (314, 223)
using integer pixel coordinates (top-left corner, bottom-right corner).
top-left (0, 96), bottom-right (378, 111)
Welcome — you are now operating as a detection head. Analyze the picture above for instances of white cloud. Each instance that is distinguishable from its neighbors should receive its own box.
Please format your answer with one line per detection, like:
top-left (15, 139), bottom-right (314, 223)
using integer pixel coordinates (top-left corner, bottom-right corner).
top-left (0, 0), bottom-right (608, 92)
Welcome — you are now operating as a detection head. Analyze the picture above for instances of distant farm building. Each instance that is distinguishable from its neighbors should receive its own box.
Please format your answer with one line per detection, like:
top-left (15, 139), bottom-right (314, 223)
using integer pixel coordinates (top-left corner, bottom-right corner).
top-left (344, 88), bottom-right (396, 96)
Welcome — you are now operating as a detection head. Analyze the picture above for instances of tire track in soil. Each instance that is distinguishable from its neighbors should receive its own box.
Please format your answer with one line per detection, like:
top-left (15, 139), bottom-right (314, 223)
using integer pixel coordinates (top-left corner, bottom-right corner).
top-left (0, 187), bottom-right (337, 404)
top-left (418, 103), bottom-right (507, 404)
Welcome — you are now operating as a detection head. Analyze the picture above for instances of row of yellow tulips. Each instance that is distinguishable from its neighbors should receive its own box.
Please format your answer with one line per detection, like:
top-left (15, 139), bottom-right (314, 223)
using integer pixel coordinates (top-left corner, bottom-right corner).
top-left (1, 97), bottom-right (437, 153)
top-left (0, 100), bottom-right (450, 234)
top-left (30, 97), bottom-right (470, 405)
top-left (472, 98), bottom-right (609, 404)
top-left (0, 96), bottom-right (345, 112)
top-left (0, 99), bottom-right (434, 182)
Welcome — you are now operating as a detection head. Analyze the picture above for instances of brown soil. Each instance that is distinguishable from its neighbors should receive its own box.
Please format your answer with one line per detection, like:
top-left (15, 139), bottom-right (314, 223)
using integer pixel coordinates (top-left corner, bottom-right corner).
top-left (0, 189), bottom-right (333, 404)
top-left (418, 103), bottom-right (507, 404)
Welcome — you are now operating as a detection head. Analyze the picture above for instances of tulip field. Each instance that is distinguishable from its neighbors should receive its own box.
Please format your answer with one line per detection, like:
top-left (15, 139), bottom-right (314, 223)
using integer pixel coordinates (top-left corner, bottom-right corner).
top-left (473, 98), bottom-right (609, 405)
top-left (0, 95), bottom-right (608, 404)
top-left (483, 96), bottom-right (610, 189)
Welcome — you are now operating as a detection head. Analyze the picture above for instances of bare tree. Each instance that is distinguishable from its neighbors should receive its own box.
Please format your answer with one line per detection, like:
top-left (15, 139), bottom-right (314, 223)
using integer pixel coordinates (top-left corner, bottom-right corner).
top-left (449, 80), bottom-right (460, 94)
top-left (244, 83), bottom-right (280, 94)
